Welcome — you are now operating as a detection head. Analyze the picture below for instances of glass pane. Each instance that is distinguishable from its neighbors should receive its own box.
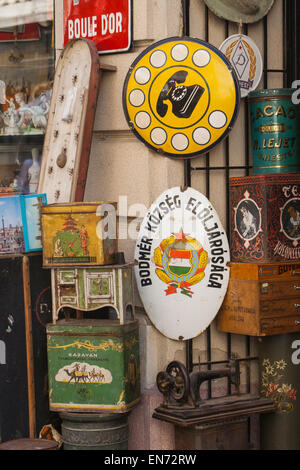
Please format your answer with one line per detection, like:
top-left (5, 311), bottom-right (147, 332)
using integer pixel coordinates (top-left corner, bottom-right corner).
top-left (0, 21), bottom-right (54, 193)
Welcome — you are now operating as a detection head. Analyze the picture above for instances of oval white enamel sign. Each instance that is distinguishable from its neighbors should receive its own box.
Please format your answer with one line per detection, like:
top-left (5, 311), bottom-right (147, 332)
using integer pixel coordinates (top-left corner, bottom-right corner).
top-left (134, 186), bottom-right (230, 340)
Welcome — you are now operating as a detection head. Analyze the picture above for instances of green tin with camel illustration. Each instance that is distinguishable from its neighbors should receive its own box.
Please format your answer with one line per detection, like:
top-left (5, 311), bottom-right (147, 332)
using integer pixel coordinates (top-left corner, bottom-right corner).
top-left (46, 319), bottom-right (140, 413)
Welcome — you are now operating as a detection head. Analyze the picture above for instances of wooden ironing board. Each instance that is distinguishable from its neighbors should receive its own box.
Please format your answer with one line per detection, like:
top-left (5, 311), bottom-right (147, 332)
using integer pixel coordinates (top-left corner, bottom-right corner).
top-left (38, 38), bottom-right (115, 203)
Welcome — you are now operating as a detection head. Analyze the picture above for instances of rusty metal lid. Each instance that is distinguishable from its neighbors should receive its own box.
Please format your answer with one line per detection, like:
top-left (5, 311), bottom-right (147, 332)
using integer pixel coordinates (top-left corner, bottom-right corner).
top-left (248, 88), bottom-right (294, 99)
top-left (0, 438), bottom-right (58, 450)
top-left (41, 201), bottom-right (117, 214)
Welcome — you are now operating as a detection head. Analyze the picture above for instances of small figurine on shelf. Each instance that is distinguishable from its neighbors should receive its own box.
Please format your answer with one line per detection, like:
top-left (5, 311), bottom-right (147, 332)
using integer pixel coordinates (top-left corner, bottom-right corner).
top-left (9, 174), bottom-right (19, 192)
top-left (1, 97), bottom-right (19, 134)
top-left (28, 148), bottom-right (41, 193)
top-left (17, 147), bottom-right (41, 194)
top-left (22, 89), bottom-right (51, 132)
top-left (0, 80), bottom-right (6, 105)
top-left (15, 92), bottom-right (31, 132)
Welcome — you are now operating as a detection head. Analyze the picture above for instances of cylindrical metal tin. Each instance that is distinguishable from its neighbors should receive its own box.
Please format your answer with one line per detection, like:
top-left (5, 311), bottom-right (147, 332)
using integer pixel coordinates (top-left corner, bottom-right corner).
top-left (59, 412), bottom-right (129, 450)
top-left (258, 333), bottom-right (300, 450)
top-left (248, 88), bottom-right (300, 174)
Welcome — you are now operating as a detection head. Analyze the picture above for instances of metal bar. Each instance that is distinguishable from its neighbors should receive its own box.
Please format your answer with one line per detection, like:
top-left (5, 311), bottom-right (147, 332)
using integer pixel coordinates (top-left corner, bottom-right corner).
top-left (285, 0), bottom-right (298, 86)
top-left (184, 160), bottom-right (191, 186)
top-left (244, 18), bottom-right (251, 406)
top-left (206, 324), bottom-right (212, 399)
top-left (296, 0), bottom-right (300, 81)
top-left (224, 19), bottom-right (232, 397)
top-left (181, 0), bottom-right (193, 374)
top-left (283, 0), bottom-right (287, 87)
top-left (185, 339), bottom-right (193, 373)
top-left (192, 165), bottom-right (253, 171)
top-left (244, 23), bottom-right (250, 174)
top-left (263, 16), bottom-right (268, 88)
top-left (181, 0), bottom-right (190, 36)
top-left (264, 69), bottom-right (287, 73)
top-left (294, 0), bottom-right (298, 81)
top-left (204, 3), bottom-right (212, 399)
top-left (286, 0), bottom-right (296, 85)
top-left (185, 0), bottom-right (291, 409)
top-left (192, 356), bottom-right (259, 367)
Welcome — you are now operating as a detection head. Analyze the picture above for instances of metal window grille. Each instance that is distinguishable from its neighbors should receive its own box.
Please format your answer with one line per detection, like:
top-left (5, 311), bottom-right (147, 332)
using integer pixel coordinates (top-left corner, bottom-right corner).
top-left (182, 0), bottom-right (299, 401)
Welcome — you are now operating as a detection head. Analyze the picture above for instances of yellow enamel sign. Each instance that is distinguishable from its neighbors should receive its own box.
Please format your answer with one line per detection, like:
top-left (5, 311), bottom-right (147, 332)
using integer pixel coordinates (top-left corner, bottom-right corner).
top-left (123, 36), bottom-right (240, 158)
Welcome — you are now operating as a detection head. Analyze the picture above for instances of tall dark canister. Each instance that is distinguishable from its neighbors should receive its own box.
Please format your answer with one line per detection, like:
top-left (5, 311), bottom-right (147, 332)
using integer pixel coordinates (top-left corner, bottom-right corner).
top-left (258, 334), bottom-right (300, 449)
top-left (248, 89), bottom-right (300, 174)
top-left (59, 412), bottom-right (129, 450)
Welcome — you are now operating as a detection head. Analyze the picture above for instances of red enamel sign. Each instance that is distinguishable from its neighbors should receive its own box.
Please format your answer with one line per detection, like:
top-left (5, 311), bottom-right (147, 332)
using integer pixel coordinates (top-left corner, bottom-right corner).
top-left (63, 0), bottom-right (132, 54)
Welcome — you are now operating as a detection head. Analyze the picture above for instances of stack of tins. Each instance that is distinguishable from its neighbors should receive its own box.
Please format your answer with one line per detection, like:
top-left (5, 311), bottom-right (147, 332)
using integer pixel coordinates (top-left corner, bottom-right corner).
top-left (41, 203), bottom-right (140, 450)
top-left (217, 89), bottom-right (300, 450)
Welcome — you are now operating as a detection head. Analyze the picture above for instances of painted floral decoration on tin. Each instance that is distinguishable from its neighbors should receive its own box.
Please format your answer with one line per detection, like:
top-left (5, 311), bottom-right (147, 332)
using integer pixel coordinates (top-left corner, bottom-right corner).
top-left (261, 358), bottom-right (296, 413)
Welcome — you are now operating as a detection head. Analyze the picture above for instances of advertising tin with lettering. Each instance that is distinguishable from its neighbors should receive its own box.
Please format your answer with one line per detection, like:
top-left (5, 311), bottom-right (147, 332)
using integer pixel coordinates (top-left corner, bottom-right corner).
top-left (229, 173), bottom-right (300, 262)
top-left (248, 88), bottom-right (300, 174)
top-left (47, 319), bottom-right (140, 413)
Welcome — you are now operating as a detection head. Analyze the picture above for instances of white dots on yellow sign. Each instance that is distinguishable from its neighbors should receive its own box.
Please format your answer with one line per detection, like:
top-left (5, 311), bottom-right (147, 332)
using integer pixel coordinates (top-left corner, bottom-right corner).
top-left (123, 36), bottom-right (240, 158)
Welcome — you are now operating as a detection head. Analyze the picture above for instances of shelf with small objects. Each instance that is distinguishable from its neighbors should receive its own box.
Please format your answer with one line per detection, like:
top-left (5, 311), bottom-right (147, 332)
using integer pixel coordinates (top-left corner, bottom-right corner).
top-left (0, 22), bottom-right (53, 202)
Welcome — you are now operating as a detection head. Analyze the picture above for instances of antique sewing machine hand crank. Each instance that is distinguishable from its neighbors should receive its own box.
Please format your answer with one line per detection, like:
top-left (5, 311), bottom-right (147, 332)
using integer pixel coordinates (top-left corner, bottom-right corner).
top-left (156, 361), bottom-right (190, 405)
top-left (156, 358), bottom-right (240, 408)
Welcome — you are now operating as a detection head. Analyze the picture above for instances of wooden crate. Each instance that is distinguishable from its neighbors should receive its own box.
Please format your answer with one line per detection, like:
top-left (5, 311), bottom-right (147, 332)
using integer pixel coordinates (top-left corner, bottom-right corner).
top-left (217, 261), bottom-right (300, 336)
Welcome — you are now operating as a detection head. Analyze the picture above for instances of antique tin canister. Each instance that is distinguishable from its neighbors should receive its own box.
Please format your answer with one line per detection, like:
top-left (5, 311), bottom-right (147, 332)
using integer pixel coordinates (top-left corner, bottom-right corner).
top-left (46, 319), bottom-right (140, 413)
top-left (229, 173), bottom-right (300, 262)
top-left (59, 412), bottom-right (129, 450)
top-left (41, 202), bottom-right (117, 267)
top-left (258, 334), bottom-right (300, 449)
top-left (249, 88), bottom-right (300, 174)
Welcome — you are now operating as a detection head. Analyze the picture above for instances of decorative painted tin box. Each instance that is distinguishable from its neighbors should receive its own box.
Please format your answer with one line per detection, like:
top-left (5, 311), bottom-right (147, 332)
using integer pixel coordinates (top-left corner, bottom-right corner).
top-left (46, 319), bottom-right (140, 413)
top-left (51, 263), bottom-right (135, 324)
top-left (230, 173), bottom-right (300, 262)
top-left (41, 202), bottom-right (117, 267)
top-left (217, 261), bottom-right (300, 336)
top-left (0, 193), bottom-right (47, 254)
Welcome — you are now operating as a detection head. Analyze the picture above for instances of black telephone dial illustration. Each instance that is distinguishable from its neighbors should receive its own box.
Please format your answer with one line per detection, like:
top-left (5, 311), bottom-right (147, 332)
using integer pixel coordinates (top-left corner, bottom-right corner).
top-left (156, 70), bottom-right (205, 119)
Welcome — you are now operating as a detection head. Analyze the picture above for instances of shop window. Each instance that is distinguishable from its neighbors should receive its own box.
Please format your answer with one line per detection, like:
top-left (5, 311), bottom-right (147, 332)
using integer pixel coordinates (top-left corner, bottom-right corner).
top-left (0, 21), bottom-right (54, 194)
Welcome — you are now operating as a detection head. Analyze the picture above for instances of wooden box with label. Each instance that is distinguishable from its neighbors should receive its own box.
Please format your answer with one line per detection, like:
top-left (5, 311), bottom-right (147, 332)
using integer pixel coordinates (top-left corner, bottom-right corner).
top-left (217, 262), bottom-right (300, 336)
